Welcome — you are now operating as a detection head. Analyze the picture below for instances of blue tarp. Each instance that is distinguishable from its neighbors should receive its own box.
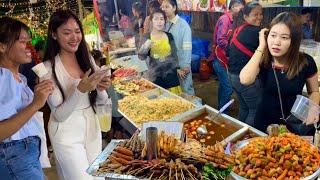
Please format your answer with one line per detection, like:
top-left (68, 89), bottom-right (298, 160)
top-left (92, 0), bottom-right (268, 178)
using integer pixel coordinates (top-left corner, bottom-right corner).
top-left (192, 38), bottom-right (210, 57)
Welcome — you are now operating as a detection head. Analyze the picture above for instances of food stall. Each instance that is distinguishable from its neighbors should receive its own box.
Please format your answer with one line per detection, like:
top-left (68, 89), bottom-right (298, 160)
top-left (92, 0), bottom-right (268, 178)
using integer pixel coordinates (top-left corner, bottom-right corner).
top-left (87, 65), bottom-right (320, 179)
top-left (86, 64), bottom-right (265, 179)
top-left (88, 47), bottom-right (320, 180)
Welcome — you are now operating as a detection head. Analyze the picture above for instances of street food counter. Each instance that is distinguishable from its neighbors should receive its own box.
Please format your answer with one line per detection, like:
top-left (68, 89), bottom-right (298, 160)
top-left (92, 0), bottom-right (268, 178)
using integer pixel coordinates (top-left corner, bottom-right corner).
top-left (87, 52), bottom-right (320, 180)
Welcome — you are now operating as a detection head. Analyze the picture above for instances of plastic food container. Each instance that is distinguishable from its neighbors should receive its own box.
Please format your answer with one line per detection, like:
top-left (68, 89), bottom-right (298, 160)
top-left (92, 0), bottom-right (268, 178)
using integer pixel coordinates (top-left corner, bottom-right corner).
top-left (290, 95), bottom-right (320, 123)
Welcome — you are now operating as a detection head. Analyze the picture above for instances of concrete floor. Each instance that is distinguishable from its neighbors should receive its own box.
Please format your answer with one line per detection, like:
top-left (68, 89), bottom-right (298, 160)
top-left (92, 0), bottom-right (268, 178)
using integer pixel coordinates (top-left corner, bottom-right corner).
top-left (193, 74), bottom-right (239, 118)
top-left (44, 73), bottom-right (240, 180)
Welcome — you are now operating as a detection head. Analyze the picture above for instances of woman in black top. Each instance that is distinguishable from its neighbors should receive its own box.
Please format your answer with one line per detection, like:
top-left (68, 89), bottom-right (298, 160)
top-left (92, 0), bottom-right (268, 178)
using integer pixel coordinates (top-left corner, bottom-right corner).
top-left (240, 12), bottom-right (319, 135)
top-left (228, 2), bottom-right (263, 126)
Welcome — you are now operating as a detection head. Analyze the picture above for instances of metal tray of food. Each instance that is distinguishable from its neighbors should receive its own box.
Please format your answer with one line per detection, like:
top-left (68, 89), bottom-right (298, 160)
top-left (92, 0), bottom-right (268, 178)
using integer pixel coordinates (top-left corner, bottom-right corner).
top-left (230, 139), bottom-right (320, 180)
top-left (87, 140), bottom-right (139, 179)
top-left (171, 105), bottom-right (266, 146)
top-left (117, 109), bottom-right (140, 132)
top-left (117, 84), bottom-right (197, 130)
top-left (140, 84), bottom-right (197, 106)
top-left (113, 77), bottom-right (157, 98)
top-left (228, 126), bottom-right (267, 144)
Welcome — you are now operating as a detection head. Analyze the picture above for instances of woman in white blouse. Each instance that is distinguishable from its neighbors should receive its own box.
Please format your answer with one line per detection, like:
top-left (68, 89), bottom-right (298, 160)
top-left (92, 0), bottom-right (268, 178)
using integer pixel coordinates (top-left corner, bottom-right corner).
top-left (42, 10), bottom-right (111, 180)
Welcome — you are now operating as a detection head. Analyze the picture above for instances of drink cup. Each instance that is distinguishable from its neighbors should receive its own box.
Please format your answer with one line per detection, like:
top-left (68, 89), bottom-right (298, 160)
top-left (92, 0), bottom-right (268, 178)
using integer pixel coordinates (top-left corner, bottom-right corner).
top-left (95, 102), bottom-right (112, 132)
top-left (32, 63), bottom-right (48, 78)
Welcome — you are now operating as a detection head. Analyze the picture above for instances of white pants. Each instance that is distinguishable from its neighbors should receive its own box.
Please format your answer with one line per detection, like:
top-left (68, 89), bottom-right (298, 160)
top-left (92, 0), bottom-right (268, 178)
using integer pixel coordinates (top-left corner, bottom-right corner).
top-left (48, 107), bottom-right (103, 180)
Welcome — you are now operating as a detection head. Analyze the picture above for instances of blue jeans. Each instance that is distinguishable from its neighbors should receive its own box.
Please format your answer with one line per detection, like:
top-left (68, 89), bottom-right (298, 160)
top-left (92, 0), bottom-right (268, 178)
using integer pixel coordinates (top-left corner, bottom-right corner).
top-left (213, 60), bottom-right (233, 113)
top-left (179, 70), bottom-right (195, 96)
top-left (229, 73), bottom-right (261, 126)
top-left (0, 136), bottom-right (44, 180)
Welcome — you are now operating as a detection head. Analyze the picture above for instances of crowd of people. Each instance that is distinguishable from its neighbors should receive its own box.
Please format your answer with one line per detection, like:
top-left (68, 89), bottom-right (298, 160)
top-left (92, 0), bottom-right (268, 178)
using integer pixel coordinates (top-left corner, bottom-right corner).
top-left (0, 0), bottom-right (319, 179)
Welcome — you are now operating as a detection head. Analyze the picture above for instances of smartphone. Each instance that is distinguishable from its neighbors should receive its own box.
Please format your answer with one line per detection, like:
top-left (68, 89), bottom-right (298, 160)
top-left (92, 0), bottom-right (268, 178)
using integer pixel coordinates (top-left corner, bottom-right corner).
top-left (100, 65), bottom-right (112, 77)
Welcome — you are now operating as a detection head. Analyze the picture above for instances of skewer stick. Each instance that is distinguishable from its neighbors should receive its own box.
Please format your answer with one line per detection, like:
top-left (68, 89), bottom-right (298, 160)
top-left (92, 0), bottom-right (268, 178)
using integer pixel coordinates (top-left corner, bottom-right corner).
top-left (148, 171), bottom-right (155, 180)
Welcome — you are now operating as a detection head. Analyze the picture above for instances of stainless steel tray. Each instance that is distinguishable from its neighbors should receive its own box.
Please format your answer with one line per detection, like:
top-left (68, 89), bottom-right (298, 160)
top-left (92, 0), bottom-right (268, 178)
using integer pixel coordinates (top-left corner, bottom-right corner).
top-left (140, 82), bottom-right (198, 107)
top-left (117, 83), bottom-right (197, 130)
top-left (113, 77), bottom-right (157, 99)
top-left (113, 77), bottom-right (200, 107)
top-left (171, 105), bottom-right (266, 146)
top-left (231, 139), bottom-right (320, 180)
top-left (86, 140), bottom-right (139, 179)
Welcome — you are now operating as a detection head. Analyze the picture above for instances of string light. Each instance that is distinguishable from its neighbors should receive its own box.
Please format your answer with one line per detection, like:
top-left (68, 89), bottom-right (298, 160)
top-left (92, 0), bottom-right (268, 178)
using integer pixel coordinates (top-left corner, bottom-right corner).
top-left (1, 1), bottom-right (67, 31)
top-left (0, 0), bottom-right (84, 37)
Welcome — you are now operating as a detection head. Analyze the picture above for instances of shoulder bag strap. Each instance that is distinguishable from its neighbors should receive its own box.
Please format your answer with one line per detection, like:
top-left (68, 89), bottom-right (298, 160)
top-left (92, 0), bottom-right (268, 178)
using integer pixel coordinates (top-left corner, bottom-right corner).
top-left (272, 64), bottom-right (286, 121)
top-left (230, 23), bottom-right (254, 57)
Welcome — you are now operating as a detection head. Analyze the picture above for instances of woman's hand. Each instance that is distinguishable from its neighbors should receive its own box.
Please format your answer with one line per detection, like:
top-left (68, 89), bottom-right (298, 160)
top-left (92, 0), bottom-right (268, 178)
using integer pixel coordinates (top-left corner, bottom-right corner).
top-left (31, 80), bottom-right (54, 110)
top-left (77, 69), bottom-right (105, 93)
top-left (304, 106), bottom-right (319, 125)
top-left (97, 75), bottom-right (111, 91)
top-left (258, 28), bottom-right (269, 50)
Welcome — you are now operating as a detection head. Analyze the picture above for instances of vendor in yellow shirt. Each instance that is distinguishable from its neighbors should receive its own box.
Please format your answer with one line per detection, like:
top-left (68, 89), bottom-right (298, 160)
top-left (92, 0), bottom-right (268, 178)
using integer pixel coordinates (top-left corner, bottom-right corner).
top-left (138, 9), bottom-right (182, 94)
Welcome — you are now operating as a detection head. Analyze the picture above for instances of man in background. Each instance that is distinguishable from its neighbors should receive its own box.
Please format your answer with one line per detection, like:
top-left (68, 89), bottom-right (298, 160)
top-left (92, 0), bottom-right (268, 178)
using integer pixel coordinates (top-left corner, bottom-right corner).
top-left (301, 8), bottom-right (313, 39)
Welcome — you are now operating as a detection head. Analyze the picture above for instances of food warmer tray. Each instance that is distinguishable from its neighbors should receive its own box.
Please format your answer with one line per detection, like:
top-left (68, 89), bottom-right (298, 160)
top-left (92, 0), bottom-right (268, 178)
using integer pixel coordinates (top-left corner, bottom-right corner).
top-left (117, 83), bottom-right (197, 133)
top-left (87, 140), bottom-right (141, 179)
top-left (171, 105), bottom-right (267, 146)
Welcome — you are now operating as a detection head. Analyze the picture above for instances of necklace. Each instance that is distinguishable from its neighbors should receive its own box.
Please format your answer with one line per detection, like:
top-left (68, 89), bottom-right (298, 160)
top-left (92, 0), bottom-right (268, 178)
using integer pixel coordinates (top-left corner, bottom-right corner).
top-left (272, 62), bottom-right (285, 74)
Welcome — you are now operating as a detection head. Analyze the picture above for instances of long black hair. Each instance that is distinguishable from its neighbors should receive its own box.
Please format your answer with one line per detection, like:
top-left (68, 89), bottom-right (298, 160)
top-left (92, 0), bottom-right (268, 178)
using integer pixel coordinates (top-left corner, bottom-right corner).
top-left (261, 12), bottom-right (306, 80)
top-left (0, 17), bottom-right (30, 57)
top-left (148, 0), bottom-right (161, 15)
top-left (43, 9), bottom-right (97, 107)
top-left (132, 1), bottom-right (145, 18)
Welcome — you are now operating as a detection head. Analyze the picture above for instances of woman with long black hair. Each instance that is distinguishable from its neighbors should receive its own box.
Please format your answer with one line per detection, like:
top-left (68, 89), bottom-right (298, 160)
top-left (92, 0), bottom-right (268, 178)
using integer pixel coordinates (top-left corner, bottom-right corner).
top-left (42, 10), bottom-right (110, 180)
top-left (240, 12), bottom-right (319, 135)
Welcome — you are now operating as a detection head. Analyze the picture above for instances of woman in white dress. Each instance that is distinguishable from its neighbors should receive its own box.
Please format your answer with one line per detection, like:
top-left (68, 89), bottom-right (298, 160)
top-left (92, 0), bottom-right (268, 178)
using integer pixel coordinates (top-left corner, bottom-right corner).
top-left (42, 10), bottom-right (111, 180)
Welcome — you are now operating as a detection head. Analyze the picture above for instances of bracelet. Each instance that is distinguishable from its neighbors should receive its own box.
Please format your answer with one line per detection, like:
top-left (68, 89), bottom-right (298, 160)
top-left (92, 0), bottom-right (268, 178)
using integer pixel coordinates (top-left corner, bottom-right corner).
top-left (255, 48), bottom-right (264, 56)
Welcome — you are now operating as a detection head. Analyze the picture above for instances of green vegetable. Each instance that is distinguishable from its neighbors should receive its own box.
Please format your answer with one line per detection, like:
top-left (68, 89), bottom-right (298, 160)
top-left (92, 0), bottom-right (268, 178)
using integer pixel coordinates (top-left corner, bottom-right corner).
top-left (202, 163), bottom-right (232, 180)
top-left (200, 0), bottom-right (208, 7)
top-left (279, 125), bottom-right (287, 134)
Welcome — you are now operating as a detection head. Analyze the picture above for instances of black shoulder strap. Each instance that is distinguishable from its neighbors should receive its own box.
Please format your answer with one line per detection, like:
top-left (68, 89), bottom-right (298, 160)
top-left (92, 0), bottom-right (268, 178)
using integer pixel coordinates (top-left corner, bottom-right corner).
top-left (167, 22), bottom-right (174, 32)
